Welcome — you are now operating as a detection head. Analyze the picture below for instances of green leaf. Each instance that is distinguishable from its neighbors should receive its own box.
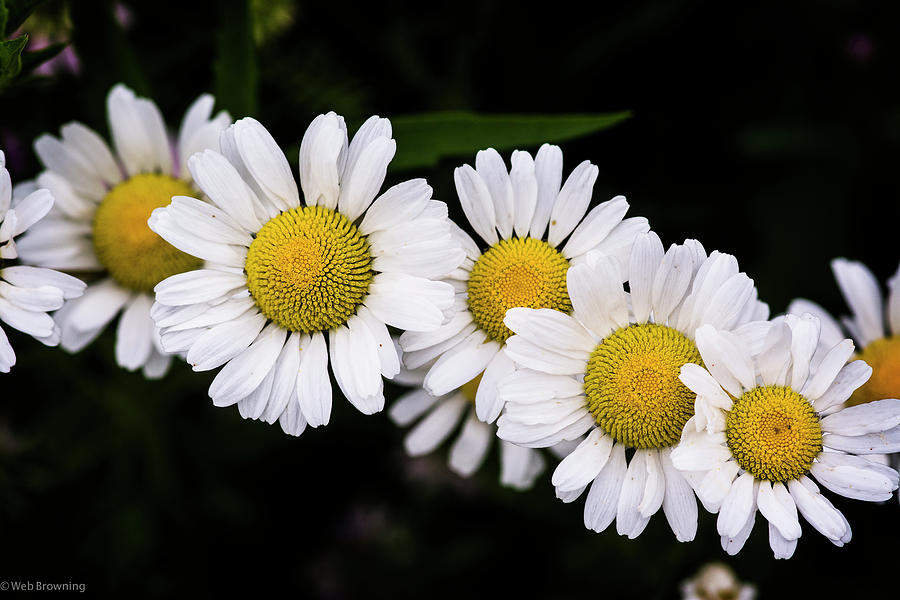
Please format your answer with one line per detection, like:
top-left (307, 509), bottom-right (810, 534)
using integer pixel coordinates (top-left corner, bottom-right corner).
top-left (214, 0), bottom-right (257, 117)
top-left (390, 111), bottom-right (631, 170)
top-left (19, 39), bottom-right (63, 74)
top-left (0, 33), bottom-right (27, 88)
top-left (0, 0), bottom-right (8, 39)
top-left (4, 0), bottom-right (46, 37)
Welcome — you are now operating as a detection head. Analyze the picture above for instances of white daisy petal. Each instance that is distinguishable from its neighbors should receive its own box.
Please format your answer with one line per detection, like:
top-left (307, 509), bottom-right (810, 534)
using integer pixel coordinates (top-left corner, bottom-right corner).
top-left (0, 326), bottom-right (15, 372)
top-left (448, 412), bottom-right (494, 477)
top-left (404, 394), bottom-right (467, 456)
top-left (694, 325), bottom-right (755, 396)
top-left (510, 150), bottom-right (538, 237)
top-left (9, 189), bottom-right (54, 237)
top-left (0, 297), bottom-right (55, 337)
top-left (810, 452), bottom-right (899, 502)
top-left (562, 195), bottom-right (630, 261)
top-left (330, 317), bottom-right (384, 415)
top-left (821, 398), bottom-right (900, 436)
top-left (1, 266), bottom-right (85, 299)
top-left (186, 310), bottom-right (267, 371)
top-left (529, 144), bottom-right (563, 239)
top-left (548, 161), bottom-right (598, 247)
top-left (365, 272), bottom-right (453, 332)
top-left (154, 270), bottom-right (246, 306)
top-left (788, 313), bottom-right (821, 390)
top-left (497, 369), bottom-right (585, 405)
top-left (660, 449), bottom-right (698, 542)
top-left (298, 331), bottom-right (331, 427)
top-left (425, 330), bottom-right (501, 396)
top-left (59, 279), bottom-right (131, 348)
top-left (298, 113), bottom-right (344, 210)
top-left (499, 441), bottom-right (546, 490)
top-left (0, 281), bottom-right (64, 312)
top-left (824, 425), bottom-right (900, 455)
top-left (788, 477), bottom-right (847, 542)
top-left (650, 243), bottom-right (694, 325)
top-left (628, 232), bottom-right (665, 324)
top-left (233, 117), bottom-right (299, 211)
top-left (801, 339), bottom-right (854, 401)
top-left (59, 121), bottom-right (122, 186)
top-left (583, 442), bottom-right (627, 533)
top-left (475, 149), bottom-right (514, 239)
top-left (888, 263), bottom-right (900, 336)
top-left (188, 149), bottom-right (266, 232)
top-left (473, 350), bottom-right (516, 424)
top-left (637, 449), bottom-right (666, 518)
top-left (504, 335), bottom-right (588, 376)
top-left (787, 299), bottom-right (844, 349)
top-left (616, 450), bottom-right (651, 538)
top-left (813, 359), bottom-right (872, 414)
top-left (359, 179), bottom-right (432, 235)
top-left (338, 136), bottom-right (396, 221)
top-left (756, 480), bottom-right (802, 541)
top-left (356, 305), bottom-right (400, 379)
top-left (209, 323), bottom-right (287, 407)
top-left (696, 459), bottom-right (740, 512)
top-left (567, 256), bottom-right (628, 338)
top-left (717, 472), bottom-right (756, 538)
top-left (832, 258), bottom-right (885, 345)
top-left (504, 307), bottom-right (594, 359)
top-left (389, 388), bottom-right (442, 427)
top-left (114, 295), bottom-right (154, 370)
top-left (552, 428), bottom-right (613, 492)
top-left (768, 522), bottom-right (798, 560)
top-left (454, 164), bottom-right (497, 246)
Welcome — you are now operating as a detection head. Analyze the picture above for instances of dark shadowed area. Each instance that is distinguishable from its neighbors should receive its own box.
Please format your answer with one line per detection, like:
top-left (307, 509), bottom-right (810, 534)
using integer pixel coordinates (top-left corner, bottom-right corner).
top-left (1, 0), bottom-right (898, 597)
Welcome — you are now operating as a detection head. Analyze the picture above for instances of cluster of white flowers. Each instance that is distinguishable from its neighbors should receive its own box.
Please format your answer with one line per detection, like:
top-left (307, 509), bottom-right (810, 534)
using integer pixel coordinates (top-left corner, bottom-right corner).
top-left (4, 84), bottom-right (899, 559)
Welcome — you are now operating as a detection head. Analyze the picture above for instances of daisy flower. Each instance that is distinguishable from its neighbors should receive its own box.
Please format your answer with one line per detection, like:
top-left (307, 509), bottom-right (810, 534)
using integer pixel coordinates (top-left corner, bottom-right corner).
top-left (681, 563), bottom-right (755, 600)
top-left (389, 367), bottom-right (547, 490)
top-left (400, 145), bottom-right (648, 426)
top-left (1, 150), bottom-right (86, 372)
top-left (496, 232), bottom-right (768, 541)
top-left (149, 113), bottom-right (463, 436)
top-left (789, 258), bottom-right (900, 408)
top-left (670, 315), bottom-right (900, 558)
top-left (16, 84), bottom-right (231, 378)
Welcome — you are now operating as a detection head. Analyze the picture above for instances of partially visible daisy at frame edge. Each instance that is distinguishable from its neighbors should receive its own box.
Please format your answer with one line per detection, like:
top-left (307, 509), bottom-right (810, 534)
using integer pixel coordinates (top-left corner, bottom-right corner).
top-left (149, 113), bottom-right (465, 436)
top-left (670, 314), bottom-right (900, 559)
top-left (1, 150), bottom-right (86, 372)
top-left (399, 144), bottom-right (649, 429)
top-left (15, 84), bottom-right (231, 378)
top-left (389, 360), bottom-right (578, 490)
top-left (788, 259), bottom-right (900, 484)
top-left (496, 232), bottom-right (768, 542)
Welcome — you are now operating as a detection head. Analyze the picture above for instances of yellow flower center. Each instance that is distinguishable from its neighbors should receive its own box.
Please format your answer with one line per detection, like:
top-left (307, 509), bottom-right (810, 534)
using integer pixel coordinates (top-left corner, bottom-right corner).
top-left (466, 237), bottom-right (571, 343)
top-left (847, 336), bottom-right (900, 407)
top-left (92, 174), bottom-right (202, 292)
top-left (726, 385), bottom-right (822, 482)
top-left (460, 372), bottom-right (484, 405)
top-left (244, 205), bottom-right (372, 333)
top-left (583, 323), bottom-right (703, 449)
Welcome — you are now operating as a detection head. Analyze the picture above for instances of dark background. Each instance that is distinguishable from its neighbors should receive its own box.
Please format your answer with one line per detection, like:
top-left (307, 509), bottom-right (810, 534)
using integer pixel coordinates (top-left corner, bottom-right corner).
top-left (1, 0), bottom-right (899, 596)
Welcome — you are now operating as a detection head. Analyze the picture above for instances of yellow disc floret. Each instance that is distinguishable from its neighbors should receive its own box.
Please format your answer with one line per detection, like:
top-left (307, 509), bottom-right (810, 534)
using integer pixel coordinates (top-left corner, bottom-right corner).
top-left (245, 205), bottom-right (372, 333)
top-left (847, 336), bottom-right (900, 407)
top-left (584, 323), bottom-right (703, 449)
top-left (466, 237), bottom-right (571, 343)
top-left (93, 174), bottom-right (202, 292)
top-left (726, 385), bottom-right (822, 482)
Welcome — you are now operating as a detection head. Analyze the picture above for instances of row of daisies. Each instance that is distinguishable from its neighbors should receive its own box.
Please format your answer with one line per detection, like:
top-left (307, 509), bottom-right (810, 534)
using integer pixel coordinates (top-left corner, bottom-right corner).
top-left (1, 85), bottom-right (899, 560)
